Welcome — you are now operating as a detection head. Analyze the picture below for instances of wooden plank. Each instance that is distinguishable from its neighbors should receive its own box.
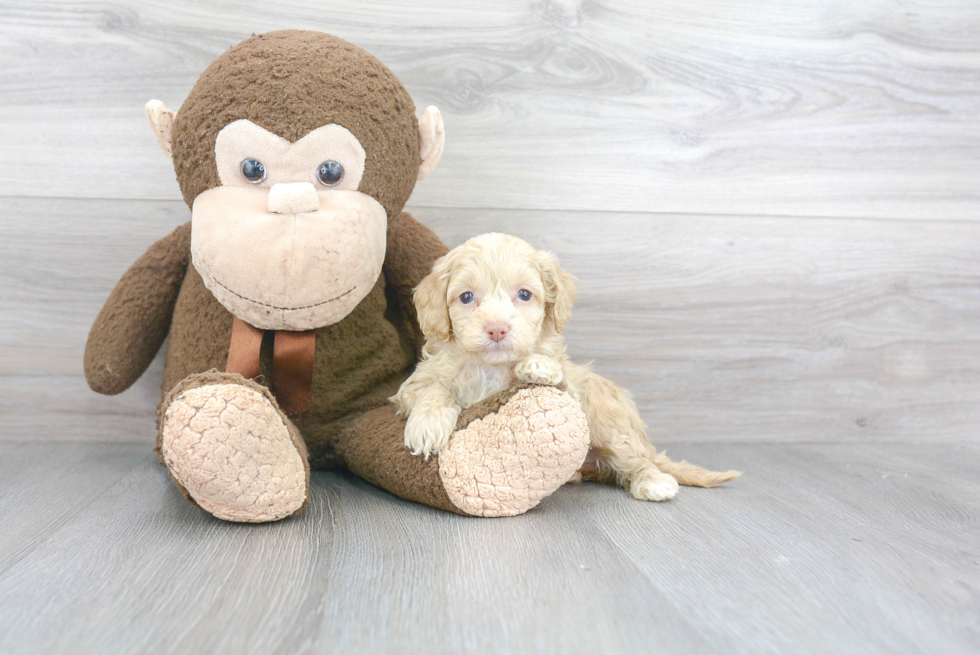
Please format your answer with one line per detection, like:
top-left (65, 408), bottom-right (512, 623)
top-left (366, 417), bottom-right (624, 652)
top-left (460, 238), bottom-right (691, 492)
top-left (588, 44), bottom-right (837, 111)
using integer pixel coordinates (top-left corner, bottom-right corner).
top-left (0, 450), bottom-right (709, 654)
top-left (0, 197), bottom-right (182, 442)
top-left (0, 442), bottom-right (976, 653)
top-left (0, 441), bottom-right (146, 573)
top-left (418, 206), bottom-right (980, 445)
top-left (0, 375), bottom-right (164, 442)
top-left (576, 442), bottom-right (980, 654)
top-left (1, 1), bottom-right (979, 219)
top-left (2, 197), bottom-right (978, 444)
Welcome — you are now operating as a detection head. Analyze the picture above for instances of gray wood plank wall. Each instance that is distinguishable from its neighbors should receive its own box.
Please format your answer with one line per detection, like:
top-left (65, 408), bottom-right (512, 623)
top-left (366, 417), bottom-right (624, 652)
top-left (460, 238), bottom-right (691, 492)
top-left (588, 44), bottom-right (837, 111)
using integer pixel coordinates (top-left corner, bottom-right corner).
top-left (1, 1), bottom-right (978, 444)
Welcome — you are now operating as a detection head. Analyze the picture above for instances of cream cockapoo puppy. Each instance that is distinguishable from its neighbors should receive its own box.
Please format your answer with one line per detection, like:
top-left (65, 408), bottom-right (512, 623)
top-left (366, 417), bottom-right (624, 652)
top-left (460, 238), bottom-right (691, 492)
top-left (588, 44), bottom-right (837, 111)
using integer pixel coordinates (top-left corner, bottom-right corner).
top-left (392, 233), bottom-right (740, 501)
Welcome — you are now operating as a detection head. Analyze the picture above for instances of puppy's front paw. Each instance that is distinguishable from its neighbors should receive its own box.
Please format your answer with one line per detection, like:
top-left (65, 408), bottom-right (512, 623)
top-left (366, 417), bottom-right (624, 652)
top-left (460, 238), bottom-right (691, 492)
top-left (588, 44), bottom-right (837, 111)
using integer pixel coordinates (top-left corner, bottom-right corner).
top-left (630, 470), bottom-right (679, 501)
top-left (404, 406), bottom-right (461, 459)
top-left (515, 355), bottom-right (564, 386)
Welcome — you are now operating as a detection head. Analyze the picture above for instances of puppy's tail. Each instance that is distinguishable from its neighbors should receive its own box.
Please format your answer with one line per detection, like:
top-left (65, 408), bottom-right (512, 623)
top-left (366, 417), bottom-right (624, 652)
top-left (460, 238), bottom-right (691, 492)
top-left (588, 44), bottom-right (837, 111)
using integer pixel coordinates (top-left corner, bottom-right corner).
top-left (649, 449), bottom-right (741, 488)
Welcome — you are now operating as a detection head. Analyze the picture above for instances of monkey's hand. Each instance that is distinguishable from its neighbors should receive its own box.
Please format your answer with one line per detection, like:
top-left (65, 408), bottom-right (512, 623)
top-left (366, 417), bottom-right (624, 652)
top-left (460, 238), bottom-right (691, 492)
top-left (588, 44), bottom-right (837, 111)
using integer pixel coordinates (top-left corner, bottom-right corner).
top-left (404, 405), bottom-right (461, 460)
top-left (85, 223), bottom-right (191, 395)
top-left (515, 355), bottom-right (565, 386)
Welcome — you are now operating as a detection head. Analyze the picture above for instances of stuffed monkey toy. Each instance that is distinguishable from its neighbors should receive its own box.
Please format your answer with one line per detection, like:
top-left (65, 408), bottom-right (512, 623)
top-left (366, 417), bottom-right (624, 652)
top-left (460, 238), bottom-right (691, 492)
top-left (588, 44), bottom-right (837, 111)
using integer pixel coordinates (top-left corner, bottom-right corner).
top-left (85, 31), bottom-right (590, 522)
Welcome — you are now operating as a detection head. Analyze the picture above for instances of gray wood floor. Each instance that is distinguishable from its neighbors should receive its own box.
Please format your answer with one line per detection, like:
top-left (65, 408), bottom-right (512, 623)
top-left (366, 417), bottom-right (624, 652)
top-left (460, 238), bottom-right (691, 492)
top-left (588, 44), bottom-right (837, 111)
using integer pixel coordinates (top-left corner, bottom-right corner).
top-left (0, 441), bottom-right (977, 655)
top-left (3, 1), bottom-right (980, 653)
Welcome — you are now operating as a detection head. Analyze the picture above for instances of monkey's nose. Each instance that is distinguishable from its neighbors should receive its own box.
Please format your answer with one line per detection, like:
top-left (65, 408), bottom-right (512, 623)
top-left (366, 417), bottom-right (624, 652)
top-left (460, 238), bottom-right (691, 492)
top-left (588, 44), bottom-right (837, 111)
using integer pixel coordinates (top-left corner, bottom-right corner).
top-left (486, 322), bottom-right (509, 343)
top-left (267, 182), bottom-right (320, 214)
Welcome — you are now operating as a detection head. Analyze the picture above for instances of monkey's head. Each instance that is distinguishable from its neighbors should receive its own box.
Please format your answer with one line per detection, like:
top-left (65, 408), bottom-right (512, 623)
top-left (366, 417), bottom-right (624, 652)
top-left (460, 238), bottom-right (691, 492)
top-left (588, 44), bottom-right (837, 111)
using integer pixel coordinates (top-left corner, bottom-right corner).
top-left (146, 31), bottom-right (445, 330)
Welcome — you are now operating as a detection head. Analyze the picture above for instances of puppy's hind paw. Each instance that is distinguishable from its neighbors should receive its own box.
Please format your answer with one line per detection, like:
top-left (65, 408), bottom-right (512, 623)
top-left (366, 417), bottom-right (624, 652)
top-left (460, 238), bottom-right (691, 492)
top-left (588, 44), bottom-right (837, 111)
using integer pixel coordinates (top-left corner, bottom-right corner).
top-left (630, 470), bottom-right (679, 502)
top-left (515, 355), bottom-right (564, 386)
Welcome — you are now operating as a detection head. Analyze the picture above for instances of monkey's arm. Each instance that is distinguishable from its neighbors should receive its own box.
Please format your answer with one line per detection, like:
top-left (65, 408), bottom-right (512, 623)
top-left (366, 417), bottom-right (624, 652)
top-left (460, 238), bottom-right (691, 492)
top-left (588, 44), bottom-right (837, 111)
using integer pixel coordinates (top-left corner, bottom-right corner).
top-left (383, 212), bottom-right (448, 357)
top-left (85, 222), bottom-right (192, 395)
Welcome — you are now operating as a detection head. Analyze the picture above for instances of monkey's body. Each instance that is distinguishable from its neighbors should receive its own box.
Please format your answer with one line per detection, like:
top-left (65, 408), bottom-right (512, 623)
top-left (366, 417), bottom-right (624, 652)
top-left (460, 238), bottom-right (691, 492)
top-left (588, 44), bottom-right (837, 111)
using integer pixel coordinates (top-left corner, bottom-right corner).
top-left (85, 31), bottom-right (591, 522)
top-left (159, 215), bottom-right (425, 470)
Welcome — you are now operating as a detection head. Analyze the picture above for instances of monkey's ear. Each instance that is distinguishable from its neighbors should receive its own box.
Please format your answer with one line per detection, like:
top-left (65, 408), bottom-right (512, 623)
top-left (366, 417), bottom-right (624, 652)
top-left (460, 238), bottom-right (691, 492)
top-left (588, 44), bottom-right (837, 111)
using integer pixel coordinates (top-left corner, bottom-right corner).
top-left (145, 100), bottom-right (177, 159)
top-left (417, 106), bottom-right (445, 181)
top-left (413, 257), bottom-right (453, 342)
top-left (537, 252), bottom-right (577, 334)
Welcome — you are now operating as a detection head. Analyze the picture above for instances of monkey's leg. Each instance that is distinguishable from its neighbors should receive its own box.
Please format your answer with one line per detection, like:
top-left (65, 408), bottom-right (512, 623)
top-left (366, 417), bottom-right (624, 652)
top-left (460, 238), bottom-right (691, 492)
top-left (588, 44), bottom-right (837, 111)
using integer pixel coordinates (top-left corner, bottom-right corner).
top-left (156, 371), bottom-right (310, 523)
top-left (335, 385), bottom-right (590, 517)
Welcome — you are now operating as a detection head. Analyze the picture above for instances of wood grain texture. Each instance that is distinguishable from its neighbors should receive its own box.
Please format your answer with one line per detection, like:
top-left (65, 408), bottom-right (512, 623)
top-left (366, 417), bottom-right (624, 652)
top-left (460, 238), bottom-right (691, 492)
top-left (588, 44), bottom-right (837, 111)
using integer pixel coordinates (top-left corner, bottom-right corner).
top-left (0, 441), bottom-right (146, 573)
top-left (0, 441), bottom-right (976, 654)
top-left (1, 1), bottom-right (979, 219)
top-left (3, 197), bottom-right (978, 443)
top-left (3, 4), bottom-right (978, 653)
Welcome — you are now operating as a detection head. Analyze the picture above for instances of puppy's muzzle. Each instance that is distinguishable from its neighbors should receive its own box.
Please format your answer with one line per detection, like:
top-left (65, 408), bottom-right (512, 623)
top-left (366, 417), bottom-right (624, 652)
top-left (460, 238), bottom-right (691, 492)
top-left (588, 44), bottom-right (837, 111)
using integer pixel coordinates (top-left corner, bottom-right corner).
top-left (485, 321), bottom-right (510, 343)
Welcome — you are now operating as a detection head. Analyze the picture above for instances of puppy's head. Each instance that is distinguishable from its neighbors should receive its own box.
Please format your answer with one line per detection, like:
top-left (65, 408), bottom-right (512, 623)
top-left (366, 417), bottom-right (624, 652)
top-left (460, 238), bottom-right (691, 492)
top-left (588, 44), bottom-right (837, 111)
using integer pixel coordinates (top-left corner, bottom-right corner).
top-left (414, 233), bottom-right (576, 363)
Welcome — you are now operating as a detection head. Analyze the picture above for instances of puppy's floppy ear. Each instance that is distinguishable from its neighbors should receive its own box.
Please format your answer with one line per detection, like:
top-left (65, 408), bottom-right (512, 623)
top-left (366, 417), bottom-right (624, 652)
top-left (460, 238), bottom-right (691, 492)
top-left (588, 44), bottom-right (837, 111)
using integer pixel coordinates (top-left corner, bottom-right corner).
top-left (413, 256), bottom-right (452, 341)
top-left (536, 251), bottom-right (577, 333)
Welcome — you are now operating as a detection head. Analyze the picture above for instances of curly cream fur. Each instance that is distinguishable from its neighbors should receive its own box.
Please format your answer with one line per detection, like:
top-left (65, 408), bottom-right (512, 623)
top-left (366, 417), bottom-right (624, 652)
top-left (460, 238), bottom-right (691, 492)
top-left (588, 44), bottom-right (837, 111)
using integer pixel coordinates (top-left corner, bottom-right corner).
top-left (392, 233), bottom-right (741, 497)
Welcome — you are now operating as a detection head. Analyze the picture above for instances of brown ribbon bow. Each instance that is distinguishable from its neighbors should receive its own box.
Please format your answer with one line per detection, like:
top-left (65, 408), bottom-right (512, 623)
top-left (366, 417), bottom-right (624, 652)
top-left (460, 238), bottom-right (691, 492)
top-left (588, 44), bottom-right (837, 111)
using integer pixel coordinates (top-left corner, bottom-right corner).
top-left (226, 317), bottom-right (316, 416)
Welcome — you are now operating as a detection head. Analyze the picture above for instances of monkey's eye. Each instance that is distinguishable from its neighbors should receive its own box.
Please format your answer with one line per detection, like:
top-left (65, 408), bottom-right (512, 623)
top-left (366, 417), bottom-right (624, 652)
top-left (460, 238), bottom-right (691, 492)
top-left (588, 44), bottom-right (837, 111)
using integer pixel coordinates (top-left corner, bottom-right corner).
top-left (517, 289), bottom-right (532, 301)
top-left (459, 292), bottom-right (475, 305)
top-left (240, 159), bottom-right (267, 184)
top-left (317, 160), bottom-right (345, 186)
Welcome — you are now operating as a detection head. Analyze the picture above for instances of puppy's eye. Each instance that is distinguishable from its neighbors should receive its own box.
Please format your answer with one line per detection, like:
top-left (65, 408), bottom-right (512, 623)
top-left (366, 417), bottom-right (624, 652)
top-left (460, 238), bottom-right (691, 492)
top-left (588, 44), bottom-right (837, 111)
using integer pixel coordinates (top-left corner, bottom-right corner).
top-left (459, 292), bottom-right (475, 304)
top-left (517, 289), bottom-right (532, 301)
top-left (241, 159), bottom-right (267, 184)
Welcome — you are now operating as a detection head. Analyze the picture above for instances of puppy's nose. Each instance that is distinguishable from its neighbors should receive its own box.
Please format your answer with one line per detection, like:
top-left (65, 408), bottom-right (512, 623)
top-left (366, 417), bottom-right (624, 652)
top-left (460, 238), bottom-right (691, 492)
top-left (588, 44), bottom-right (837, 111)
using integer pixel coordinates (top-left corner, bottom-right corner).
top-left (267, 182), bottom-right (320, 214)
top-left (486, 322), bottom-right (509, 343)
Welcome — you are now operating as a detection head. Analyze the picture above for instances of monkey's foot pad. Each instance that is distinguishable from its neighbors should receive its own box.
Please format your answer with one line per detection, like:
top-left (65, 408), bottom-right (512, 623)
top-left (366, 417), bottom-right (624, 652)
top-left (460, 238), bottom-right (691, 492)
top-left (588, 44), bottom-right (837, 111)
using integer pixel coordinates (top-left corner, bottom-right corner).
top-left (439, 386), bottom-right (590, 517)
top-left (160, 383), bottom-right (308, 523)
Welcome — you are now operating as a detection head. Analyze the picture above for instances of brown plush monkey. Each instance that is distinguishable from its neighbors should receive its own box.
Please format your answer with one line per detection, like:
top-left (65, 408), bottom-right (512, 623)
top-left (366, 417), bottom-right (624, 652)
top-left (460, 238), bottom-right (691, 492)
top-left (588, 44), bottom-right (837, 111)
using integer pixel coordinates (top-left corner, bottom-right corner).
top-left (85, 31), bottom-right (590, 522)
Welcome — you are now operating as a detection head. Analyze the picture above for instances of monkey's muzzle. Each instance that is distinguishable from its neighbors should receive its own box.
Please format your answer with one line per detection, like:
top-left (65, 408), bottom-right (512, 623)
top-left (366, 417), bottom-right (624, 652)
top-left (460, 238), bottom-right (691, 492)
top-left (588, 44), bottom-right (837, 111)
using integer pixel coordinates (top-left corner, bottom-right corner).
top-left (190, 186), bottom-right (387, 331)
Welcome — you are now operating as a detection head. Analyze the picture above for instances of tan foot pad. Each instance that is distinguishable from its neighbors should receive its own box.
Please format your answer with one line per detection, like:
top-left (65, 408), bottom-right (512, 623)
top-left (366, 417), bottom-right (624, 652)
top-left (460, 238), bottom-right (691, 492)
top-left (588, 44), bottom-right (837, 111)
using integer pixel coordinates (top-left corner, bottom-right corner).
top-left (439, 386), bottom-right (590, 517)
top-left (160, 383), bottom-right (308, 523)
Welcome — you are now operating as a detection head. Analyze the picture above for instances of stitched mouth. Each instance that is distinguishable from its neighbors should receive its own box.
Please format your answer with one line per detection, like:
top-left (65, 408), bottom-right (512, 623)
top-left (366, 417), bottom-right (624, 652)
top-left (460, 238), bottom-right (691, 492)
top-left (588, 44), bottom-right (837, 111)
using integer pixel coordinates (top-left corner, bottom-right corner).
top-left (213, 277), bottom-right (356, 311)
